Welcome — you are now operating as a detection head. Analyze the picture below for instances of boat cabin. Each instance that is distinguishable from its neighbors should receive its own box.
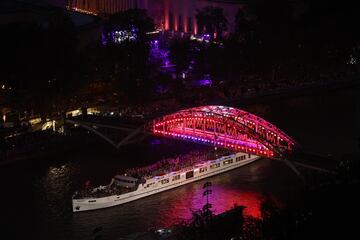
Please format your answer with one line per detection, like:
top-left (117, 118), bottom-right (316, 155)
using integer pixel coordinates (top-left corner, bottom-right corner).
top-left (113, 175), bottom-right (139, 188)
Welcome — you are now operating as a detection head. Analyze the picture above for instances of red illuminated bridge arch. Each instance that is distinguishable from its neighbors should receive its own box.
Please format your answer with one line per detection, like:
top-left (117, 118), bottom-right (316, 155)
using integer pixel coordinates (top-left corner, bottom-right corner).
top-left (147, 106), bottom-right (298, 159)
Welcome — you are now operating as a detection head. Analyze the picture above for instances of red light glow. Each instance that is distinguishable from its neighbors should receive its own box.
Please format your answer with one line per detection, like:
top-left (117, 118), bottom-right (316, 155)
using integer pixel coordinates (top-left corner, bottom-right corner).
top-left (149, 106), bottom-right (295, 158)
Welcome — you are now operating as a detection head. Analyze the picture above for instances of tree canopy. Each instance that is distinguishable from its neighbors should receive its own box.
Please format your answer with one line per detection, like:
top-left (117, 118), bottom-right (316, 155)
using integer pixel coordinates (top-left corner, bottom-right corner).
top-left (1, 9), bottom-right (79, 115)
top-left (107, 9), bottom-right (155, 42)
top-left (195, 6), bottom-right (228, 39)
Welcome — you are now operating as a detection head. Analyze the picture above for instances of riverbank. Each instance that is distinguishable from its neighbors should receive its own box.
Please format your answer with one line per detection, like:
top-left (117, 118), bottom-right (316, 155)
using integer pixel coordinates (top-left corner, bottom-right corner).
top-left (135, 72), bottom-right (360, 120)
top-left (215, 73), bottom-right (360, 107)
top-left (0, 129), bottom-right (102, 168)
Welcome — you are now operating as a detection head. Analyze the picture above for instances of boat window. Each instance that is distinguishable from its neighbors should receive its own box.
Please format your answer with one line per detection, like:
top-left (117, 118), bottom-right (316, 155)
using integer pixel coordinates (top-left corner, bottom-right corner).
top-left (186, 171), bottom-right (194, 179)
top-left (199, 167), bottom-right (207, 173)
top-left (210, 163), bottom-right (220, 169)
top-left (172, 175), bottom-right (180, 181)
top-left (223, 159), bottom-right (233, 166)
top-left (161, 178), bottom-right (169, 184)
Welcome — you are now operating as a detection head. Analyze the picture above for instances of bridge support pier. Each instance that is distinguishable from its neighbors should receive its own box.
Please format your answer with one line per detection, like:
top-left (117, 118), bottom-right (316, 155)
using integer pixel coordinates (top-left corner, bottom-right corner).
top-left (270, 154), bottom-right (304, 181)
top-left (280, 158), bottom-right (305, 182)
top-left (65, 119), bottom-right (145, 149)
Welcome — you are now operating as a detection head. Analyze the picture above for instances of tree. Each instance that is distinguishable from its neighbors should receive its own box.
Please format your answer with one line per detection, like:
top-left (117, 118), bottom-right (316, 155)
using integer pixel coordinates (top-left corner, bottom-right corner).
top-left (168, 39), bottom-right (192, 80)
top-left (104, 40), bottom-right (153, 103)
top-left (193, 43), bottom-right (228, 85)
top-left (234, 6), bottom-right (257, 43)
top-left (295, 1), bottom-right (360, 71)
top-left (260, 195), bottom-right (283, 239)
top-left (249, 0), bottom-right (293, 34)
top-left (195, 6), bottom-right (228, 40)
top-left (232, 0), bottom-right (296, 82)
top-left (1, 9), bottom-right (79, 115)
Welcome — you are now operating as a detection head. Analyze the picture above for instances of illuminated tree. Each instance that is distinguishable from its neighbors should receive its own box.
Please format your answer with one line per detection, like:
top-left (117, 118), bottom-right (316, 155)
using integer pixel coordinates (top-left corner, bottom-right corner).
top-left (106, 9), bottom-right (155, 43)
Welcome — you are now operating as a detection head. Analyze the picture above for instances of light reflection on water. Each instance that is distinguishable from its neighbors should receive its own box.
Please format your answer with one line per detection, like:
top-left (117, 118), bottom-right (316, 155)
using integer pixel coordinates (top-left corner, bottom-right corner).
top-left (68, 156), bottom-right (299, 240)
top-left (151, 179), bottom-right (263, 228)
top-left (0, 138), bottom-right (303, 240)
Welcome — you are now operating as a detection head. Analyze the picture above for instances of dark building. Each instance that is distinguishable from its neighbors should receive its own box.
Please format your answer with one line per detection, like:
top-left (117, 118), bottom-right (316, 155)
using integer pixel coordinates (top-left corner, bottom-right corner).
top-left (0, 0), bottom-right (102, 48)
top-left (65, 0), bottom-right (244, 35)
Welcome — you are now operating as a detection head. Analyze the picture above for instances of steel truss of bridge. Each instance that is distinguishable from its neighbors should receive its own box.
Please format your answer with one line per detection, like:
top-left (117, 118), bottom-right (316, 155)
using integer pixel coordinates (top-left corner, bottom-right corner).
top-left (147, 106), bottom-right (298, 159)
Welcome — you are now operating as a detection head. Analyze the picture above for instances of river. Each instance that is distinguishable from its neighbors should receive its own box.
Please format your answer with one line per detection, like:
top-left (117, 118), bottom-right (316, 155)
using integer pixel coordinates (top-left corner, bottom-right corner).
top-left (0, 85), bottom-right (358, 239)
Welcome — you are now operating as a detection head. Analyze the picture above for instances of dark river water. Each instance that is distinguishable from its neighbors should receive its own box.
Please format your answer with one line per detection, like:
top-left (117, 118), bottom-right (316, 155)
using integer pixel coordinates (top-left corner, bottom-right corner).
top-left (0, 86), bottom-right (359, 240)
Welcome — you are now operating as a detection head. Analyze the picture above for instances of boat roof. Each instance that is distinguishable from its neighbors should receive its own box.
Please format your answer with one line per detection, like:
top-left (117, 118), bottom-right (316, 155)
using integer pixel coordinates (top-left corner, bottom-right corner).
top-left (114, 175), bottom-right (138, 181)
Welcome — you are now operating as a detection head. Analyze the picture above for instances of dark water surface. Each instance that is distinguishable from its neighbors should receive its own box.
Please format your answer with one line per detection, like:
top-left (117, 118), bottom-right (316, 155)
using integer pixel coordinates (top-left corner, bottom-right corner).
top-left (242, 86), bottom-right (360, 157)
top-left (0, 86), bottom-right (358, 240)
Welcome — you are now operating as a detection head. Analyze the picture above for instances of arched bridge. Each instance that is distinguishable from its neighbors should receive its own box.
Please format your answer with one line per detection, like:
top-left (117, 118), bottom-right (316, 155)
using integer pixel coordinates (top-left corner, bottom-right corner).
top-left (66, 105), bottom-right (338, 177)
top-left (146, 105), bottom-right (298, 159)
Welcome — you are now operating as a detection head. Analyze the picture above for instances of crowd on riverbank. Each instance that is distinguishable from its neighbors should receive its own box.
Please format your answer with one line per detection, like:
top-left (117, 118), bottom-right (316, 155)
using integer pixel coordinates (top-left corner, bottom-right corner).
top-left (1, 65), bottom-right (358, 166)
top-left (104, 68), bottom-right (360, 120)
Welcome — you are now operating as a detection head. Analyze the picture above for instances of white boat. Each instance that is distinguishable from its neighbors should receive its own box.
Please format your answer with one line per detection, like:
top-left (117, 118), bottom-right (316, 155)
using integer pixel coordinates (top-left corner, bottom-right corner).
top-left (72, 152), bottom-right (260, 212)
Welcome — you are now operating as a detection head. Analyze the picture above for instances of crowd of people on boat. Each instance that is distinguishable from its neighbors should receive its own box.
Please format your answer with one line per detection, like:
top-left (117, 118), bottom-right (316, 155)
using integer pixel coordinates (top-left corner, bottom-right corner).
top-left (75, 178), bottom-right (137, 199)
top-left (74, 147), bottom-right (234, 199)
top-left (124, 148), bottom-right (233, 179)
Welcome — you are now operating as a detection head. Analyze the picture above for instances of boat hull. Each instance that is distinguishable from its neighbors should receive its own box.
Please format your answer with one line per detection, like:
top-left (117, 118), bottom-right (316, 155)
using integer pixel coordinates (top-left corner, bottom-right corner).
top-left (73, 153), bottom-right (260, 212)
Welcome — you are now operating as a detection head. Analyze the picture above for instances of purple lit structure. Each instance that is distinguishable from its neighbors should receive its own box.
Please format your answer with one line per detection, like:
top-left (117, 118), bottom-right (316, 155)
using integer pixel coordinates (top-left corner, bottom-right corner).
top-left (103, 26), bottom-right (138, 45)
top-left (149, 39), bottom-right (175, 72)
top-left (194, 74), bottom-right (212, 87)
top-left (202, 33), bottom-right (211, 42)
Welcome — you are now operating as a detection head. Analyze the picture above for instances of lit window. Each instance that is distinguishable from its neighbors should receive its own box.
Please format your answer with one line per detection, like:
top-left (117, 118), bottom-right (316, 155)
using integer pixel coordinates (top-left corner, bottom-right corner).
top-left (210, 163), bottom-right (220, 169)
top-left (172, 175), bottom-right (180, 181)
top-left (223, 160), bottom-right (233, 166)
